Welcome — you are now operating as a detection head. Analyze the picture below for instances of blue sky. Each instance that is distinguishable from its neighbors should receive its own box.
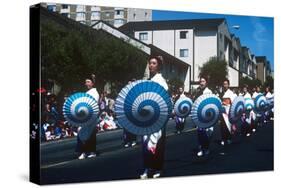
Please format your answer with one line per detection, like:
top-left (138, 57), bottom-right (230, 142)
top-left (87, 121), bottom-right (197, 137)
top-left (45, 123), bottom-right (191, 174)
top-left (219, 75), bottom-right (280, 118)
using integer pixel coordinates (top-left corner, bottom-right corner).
top-left (153, 10), bottom-right (274, 71)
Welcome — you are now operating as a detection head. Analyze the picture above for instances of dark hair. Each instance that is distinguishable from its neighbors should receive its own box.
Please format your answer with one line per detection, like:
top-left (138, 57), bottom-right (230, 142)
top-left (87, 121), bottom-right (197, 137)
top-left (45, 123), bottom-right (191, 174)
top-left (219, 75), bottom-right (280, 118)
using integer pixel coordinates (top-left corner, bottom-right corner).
top-left (200, 76), bottom-right (208, 83)
top-left (148, 55), bottom-right (164, 70)
top-left (86, 74), bottom-right (96, 83)
top-left (223, 78), bottom-right (230, 85)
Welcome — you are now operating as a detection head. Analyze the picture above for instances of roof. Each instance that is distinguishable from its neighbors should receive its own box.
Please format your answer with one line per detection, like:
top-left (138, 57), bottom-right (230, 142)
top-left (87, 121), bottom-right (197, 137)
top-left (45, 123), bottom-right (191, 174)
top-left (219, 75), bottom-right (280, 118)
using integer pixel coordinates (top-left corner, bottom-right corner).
top-left (91, 20), bottom-right (150, 49)
top-left (119, 18), bottom-right (226, 33)
top-left (256, 56), bottom-right (267, 62)
top-left (92, 21), bottom-right (189, 68)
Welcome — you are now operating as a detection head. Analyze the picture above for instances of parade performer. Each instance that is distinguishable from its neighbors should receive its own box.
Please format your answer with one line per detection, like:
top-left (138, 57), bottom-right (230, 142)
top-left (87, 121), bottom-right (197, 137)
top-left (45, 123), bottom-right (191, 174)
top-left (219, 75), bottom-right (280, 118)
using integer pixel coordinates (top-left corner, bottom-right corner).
top-left (219, 79), bottom-right (236, 146)
top-left (264, 86), bottom-right (274, 122)
top-left (123, 79), bottom-right (137, 148)
top-left (140, 55), bottom-right (168, 179)
top-left (252, 85), bottom-right (263, 128)
top-left (174, 87), bottom-right (186, 134)
top-left (76, 74), bottom-right (100, 159)
top-left (241, 85), bottom-right (255, 137)
top-left (194, 76), bottom-right (213, 157)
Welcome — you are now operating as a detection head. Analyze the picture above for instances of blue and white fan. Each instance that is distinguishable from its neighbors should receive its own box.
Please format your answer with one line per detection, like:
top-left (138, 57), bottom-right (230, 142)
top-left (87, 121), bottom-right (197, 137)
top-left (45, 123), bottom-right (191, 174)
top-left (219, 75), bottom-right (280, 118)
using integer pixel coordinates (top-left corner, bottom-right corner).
top-left (174, 96), bottom-right (193, 118)
top-left (267, 97), bottom-right (274, 109)
top-left (191, 94), bottom-right (223, 129)
top-left (63, 92), bottom-right (99, 127)
top-left (115, 80), bottom-right (172, 135)
top-left (229, 96), bottom-right (245, 124)
top-left (245, 98), bottom-right (254, 111)
top-left (254, 94), bottom-right (268, 113)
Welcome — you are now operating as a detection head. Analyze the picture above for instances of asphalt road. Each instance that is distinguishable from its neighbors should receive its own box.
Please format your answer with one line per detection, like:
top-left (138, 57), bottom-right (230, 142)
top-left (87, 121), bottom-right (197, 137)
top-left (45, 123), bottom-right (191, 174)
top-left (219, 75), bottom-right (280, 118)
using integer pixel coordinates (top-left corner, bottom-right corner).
top-left (40, 118), bottom-right (273, 185)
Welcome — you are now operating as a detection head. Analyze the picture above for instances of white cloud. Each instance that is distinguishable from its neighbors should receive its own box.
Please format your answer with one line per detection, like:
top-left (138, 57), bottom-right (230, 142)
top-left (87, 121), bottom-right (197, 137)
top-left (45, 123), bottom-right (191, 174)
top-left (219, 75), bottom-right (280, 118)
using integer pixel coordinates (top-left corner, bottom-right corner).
top-left (251, 17), bottom-right (270, 54)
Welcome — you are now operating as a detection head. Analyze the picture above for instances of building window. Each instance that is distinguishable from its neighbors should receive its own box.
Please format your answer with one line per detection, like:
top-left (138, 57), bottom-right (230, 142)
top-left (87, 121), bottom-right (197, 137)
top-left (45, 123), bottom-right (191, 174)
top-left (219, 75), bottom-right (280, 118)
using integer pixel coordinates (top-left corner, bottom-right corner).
top-left (61, 13), bottom-right (69, 17)
top-left (180, 49), bottom-right (189, 57)
top-left (76, 12), bottom-right (85, 20)
top-left (62, 4), bottom-right (68, 9)
top-left (180, 31), bottom-right (188, 39)
top-left (47, 5), bottom-right (56, 12)
top-left (76, 5), bottom-right (85, 12)
top-left (105, 12), bottom-right (110, 17)
top-left (91, 11), bottom-right (100, 17)
top-left (139, 32), bottom-right (148, 41)
top-left (115, 10), bottom-right (124, 16)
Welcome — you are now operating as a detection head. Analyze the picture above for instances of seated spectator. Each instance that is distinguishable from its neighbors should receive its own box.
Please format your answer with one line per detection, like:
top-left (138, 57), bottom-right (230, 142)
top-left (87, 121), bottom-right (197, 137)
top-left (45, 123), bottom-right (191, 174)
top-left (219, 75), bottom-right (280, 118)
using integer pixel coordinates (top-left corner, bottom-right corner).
top-left (97, 111), bottom-right (118, 131)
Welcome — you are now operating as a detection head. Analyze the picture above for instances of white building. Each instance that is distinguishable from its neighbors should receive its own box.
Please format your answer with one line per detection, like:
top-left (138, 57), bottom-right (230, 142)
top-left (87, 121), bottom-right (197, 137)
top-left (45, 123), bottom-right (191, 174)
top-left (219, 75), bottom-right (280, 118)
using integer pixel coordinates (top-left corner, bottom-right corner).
top-left (42, 3), bottom-right (152, 28)
top-left (92, 21), bottom-right (190, 90)
top-left (119, 18), bottom-right (241, 89)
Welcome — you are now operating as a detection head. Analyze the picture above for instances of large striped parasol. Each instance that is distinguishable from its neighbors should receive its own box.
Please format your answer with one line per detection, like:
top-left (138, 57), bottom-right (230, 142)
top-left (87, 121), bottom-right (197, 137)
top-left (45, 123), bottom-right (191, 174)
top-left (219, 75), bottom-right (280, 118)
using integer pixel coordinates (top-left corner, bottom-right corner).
top-left (191, 94), bottom-right (223, 129)
top-left (115, 80), bottom-right (172, 135)
top-left (254, 94), bottom-right (268, 113)
top-left (229, 96), bottom-right (245, 124)
top-left (63, 92), bottom-right (99, 127)
top-left (174, 96), bottom-right (193, 118)
top-left (245, 97), bottom-right (254, 111)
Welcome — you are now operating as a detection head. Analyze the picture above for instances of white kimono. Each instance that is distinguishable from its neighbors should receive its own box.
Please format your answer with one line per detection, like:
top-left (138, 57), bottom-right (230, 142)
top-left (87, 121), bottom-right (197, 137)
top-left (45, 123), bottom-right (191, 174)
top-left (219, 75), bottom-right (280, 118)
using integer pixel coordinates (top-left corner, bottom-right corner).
top-left (87, 88), bottom-right (100, 102)
top-left (244, 92), bottom-right (256, 123)
top-left (78, 88), bottom-right (100, 142)
top-left (252, 91), bottom-right (260, 100)
top-left (222, 89), bottom-right (235, 132)
top-left (143, 73), bottom-right (168, 151)
top-left (265, 92), bottom-right (273, 99)
top-left (203, 87), bottom-right (212, 94)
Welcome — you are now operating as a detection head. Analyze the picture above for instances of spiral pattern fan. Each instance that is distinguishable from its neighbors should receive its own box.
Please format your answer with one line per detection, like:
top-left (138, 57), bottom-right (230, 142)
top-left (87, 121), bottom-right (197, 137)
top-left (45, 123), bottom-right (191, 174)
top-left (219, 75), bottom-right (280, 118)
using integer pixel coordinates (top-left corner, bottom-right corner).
top-left (267, 97), bottom-right (274, 109)
top-left (191, 94), bottom-right (223, 129)
top-left (229, 96), bottom-right (245, 124)
top-left (174, 96), bottom-right (193, 118)
top-left (63, 92), bottom-right (99, 127)
top-left (245, 98), bottom-right (254, 111)
top-left (254, 94), bottom-right (268, 113)
top-left (115, 80), bottom-right (172, 135)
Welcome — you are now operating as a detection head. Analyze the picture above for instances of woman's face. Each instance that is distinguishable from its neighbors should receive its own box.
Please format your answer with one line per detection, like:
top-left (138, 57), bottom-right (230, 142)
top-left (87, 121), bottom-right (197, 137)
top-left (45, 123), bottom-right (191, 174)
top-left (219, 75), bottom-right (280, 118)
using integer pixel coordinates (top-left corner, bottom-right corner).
top-left (149, 58), bottom-right (159, 75)
top-left (45, 104), bottom-right (50, 111)
top-left (223, 81), bottom-right (229, 91)
top-left (266, 87), bottom-right (270, 92)
top-left (85, 79), bottom-right (94, 89)
top-left (200, 78), bottom-right (207, 88)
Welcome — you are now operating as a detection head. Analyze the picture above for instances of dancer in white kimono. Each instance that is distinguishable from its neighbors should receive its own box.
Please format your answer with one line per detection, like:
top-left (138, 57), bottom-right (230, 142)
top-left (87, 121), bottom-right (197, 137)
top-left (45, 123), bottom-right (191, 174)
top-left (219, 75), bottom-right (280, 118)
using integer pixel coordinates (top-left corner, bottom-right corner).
top-left (140, 55), bottom-right (168, 179)
top-left (219, 79), bottom-right (236, 146)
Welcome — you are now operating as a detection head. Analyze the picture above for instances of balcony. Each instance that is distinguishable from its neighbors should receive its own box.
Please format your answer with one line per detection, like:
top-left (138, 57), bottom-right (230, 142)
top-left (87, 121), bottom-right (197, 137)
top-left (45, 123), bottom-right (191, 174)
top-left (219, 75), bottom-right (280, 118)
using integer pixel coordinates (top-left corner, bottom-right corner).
top-left (75, 12), bottom-right (86, 22)
top-left (91, 12), bottom-right (101, 20)
top-left (60, 5), bottom-right (70, 13)
top-left (91, 6), bottom-right (101, 12)
top-left (76, 5), bottom-right (86, 12)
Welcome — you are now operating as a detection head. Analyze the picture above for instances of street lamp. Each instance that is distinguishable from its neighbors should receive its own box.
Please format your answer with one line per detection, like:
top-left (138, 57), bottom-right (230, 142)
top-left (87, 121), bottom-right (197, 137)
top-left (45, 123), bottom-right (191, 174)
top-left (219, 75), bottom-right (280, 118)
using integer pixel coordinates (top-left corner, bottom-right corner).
top-left (232, 25), bottom-right (240, 30)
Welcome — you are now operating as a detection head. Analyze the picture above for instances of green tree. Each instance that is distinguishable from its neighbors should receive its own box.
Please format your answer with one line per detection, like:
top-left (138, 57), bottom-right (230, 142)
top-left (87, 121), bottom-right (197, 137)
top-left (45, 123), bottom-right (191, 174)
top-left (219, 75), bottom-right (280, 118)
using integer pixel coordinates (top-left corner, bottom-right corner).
top-left (199, 56), bottom-right (228, 89)
top-left (239, 77), bottom-right (262, 89)
top-left (263, 76), bottom-right (274, 90)
top-left (40, 20), bottom-right (147, 97)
